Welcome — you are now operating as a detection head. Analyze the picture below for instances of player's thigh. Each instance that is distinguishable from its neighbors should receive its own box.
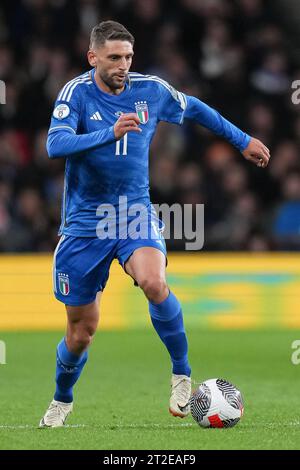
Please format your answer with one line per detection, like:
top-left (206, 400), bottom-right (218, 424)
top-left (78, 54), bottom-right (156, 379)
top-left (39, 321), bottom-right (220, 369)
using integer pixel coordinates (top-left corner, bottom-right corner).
top-left (124, 247), bottom-right (167, 285)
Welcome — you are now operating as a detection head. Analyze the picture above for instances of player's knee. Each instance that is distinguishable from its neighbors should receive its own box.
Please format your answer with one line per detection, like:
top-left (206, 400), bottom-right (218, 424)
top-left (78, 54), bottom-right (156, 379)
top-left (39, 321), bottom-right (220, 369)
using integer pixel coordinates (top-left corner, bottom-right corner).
top-left (69, 327), bottom-right (95, 353)
top-left (73, 333), bottom-right (92, 352)
top-left (139, 277), bottom-right (168, 303)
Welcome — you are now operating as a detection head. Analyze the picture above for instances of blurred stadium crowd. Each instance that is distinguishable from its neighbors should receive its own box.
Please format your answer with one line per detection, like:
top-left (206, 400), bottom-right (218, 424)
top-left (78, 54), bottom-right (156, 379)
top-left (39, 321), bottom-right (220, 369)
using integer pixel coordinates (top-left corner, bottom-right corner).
top-left (0, 0), bottom-right (299, 252)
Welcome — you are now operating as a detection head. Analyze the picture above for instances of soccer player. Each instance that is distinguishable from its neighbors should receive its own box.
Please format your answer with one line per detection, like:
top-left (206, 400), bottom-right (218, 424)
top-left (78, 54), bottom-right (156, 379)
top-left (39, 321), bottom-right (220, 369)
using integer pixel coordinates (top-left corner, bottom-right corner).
top-left (39, 21), bottom-right (270, 427)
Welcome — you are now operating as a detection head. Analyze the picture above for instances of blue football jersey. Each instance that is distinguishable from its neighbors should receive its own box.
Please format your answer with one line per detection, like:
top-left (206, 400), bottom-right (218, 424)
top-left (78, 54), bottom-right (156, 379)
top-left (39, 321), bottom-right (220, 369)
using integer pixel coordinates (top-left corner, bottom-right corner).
top-left (48, 69), bottom-right (187, 237)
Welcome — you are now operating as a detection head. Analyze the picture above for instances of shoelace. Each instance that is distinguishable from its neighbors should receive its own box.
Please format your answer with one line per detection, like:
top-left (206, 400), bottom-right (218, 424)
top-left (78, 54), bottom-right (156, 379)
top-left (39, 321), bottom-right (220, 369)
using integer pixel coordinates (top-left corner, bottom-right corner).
top-left (46, 403), bottom-right (69, 425)
top-left (172, 378), bottom-right (191, 404)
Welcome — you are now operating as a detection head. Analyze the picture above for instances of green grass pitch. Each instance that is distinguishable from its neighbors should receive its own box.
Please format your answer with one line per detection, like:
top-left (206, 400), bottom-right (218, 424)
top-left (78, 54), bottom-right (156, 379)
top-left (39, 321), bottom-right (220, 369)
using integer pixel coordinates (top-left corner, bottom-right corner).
top-left (0, 329), bottom-right (300, 450)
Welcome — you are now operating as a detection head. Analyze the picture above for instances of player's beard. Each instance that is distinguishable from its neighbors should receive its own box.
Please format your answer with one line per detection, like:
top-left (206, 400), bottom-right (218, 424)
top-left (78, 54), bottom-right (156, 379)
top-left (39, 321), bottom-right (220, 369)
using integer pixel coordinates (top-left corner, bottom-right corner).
top-left (100, 70), bottom-right (127, 91)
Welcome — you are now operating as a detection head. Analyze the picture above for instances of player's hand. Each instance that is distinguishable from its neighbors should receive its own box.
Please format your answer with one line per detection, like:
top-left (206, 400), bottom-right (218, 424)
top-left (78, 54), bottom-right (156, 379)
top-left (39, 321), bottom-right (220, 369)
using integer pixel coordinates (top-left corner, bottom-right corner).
top-left (242, 137), bottom-right (270, 168)
top-left (114, 113), bottom-right (141, 140)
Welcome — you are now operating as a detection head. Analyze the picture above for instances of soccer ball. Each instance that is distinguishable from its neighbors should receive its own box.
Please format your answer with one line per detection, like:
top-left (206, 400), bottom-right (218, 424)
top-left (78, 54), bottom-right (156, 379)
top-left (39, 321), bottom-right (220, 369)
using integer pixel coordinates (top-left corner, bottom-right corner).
top-left (190, 378), bottom-right (244, 428)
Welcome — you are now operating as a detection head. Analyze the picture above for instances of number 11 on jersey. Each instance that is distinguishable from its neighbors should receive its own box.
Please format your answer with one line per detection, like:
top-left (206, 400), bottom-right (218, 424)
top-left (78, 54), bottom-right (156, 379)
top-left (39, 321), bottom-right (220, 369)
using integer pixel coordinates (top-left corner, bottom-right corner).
top-left (115, 133), bottom-right (128, 156)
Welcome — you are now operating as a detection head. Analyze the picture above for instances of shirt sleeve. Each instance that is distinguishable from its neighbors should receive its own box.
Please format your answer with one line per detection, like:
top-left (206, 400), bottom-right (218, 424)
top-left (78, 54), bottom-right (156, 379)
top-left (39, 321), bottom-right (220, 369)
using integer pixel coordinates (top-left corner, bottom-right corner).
top-left (47, 82), bottom-right (116, 158)
top-left (184, 95), bottom-right (251, 152)
top-left (47, 127), bottom-right (116, 159)
top-left (48, 85), bottom-right (81, 135)
top-left (156, 78), bottom-right (187, 125)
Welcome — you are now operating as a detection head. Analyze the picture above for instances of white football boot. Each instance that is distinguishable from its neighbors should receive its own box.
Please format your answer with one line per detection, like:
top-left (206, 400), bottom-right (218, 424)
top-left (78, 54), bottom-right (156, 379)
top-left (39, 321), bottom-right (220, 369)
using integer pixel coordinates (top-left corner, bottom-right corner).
top-left (39, 399), bottom-right (73, 428)
top-left (169, 374), bottom-right (191, 418)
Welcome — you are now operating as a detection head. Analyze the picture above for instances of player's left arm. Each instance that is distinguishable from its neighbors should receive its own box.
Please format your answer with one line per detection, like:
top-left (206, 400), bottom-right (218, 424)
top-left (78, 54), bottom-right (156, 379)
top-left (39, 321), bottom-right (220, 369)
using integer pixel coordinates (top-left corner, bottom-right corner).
top-left (184, 95), bottom-right (270, 168)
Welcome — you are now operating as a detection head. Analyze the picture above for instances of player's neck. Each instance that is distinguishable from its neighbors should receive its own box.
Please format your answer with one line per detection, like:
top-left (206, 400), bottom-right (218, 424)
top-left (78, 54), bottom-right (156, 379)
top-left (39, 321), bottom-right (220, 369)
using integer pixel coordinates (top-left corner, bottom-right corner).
top-left (94, 72), bottom-right (125, 96)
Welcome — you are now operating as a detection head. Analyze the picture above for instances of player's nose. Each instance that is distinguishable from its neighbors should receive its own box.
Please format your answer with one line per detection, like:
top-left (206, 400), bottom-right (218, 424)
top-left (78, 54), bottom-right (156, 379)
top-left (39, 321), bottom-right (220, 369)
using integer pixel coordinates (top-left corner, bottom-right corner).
top-left (119, 57), bottom-right (128, 70)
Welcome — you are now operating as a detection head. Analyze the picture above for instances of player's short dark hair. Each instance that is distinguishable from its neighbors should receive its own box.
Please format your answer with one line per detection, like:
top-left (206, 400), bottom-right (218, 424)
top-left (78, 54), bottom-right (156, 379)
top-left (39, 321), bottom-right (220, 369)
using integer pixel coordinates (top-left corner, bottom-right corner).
top-left (89, 21), bottom-right (134, 49)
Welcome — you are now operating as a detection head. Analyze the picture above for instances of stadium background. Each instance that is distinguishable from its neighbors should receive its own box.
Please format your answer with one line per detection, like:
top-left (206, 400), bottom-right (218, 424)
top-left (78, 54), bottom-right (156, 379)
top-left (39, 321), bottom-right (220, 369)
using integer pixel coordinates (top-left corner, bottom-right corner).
top-left (0, 0), bottom-right (300, 450)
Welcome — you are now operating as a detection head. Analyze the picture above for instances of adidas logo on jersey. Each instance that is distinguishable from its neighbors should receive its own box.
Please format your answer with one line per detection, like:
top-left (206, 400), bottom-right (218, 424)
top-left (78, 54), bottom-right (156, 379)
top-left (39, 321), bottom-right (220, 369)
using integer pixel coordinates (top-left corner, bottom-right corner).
top-left (90, 111), bottom-right (102, 120)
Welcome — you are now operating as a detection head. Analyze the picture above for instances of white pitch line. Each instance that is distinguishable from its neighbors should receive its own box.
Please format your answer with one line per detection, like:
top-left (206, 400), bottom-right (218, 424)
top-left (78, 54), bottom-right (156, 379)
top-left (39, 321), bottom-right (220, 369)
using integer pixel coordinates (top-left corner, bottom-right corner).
top-left (0, 423), bottom-right (194, 430)
top-left (1, 422), bottom-right (300, 430)
top-left (0, 424), bottom-right (87, 429)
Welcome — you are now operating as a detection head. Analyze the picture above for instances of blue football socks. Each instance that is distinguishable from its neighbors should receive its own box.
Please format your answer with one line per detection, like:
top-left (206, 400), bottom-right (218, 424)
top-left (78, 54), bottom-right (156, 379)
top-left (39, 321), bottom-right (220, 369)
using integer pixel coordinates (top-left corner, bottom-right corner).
top-left (54, 338), bottom-right (88, 403)
top-left (149, 291), bottom-right (191, 377)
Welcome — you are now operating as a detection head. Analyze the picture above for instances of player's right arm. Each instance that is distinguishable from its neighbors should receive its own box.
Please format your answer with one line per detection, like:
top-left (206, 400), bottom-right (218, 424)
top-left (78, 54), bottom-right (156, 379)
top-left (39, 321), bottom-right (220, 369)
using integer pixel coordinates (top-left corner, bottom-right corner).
top-left (47, 86), bottom-right (140, 159)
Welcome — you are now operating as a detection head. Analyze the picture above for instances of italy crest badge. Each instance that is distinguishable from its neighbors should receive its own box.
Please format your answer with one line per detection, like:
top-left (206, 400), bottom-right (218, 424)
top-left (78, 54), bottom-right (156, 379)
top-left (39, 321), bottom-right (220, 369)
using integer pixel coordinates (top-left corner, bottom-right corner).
top-left (135, 101), bottom-right (149, 124)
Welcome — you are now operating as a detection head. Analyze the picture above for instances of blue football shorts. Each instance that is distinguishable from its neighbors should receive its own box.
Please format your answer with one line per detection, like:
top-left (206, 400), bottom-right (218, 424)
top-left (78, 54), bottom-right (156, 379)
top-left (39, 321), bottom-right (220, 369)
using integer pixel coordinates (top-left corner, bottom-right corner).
top-left (53, 207), bottom-right (167, 306)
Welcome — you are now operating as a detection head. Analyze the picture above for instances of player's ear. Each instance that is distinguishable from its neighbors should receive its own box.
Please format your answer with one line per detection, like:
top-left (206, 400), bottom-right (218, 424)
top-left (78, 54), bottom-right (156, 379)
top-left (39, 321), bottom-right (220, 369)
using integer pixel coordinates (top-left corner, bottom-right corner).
top-left (87, 50), bottom-right (97, 67)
